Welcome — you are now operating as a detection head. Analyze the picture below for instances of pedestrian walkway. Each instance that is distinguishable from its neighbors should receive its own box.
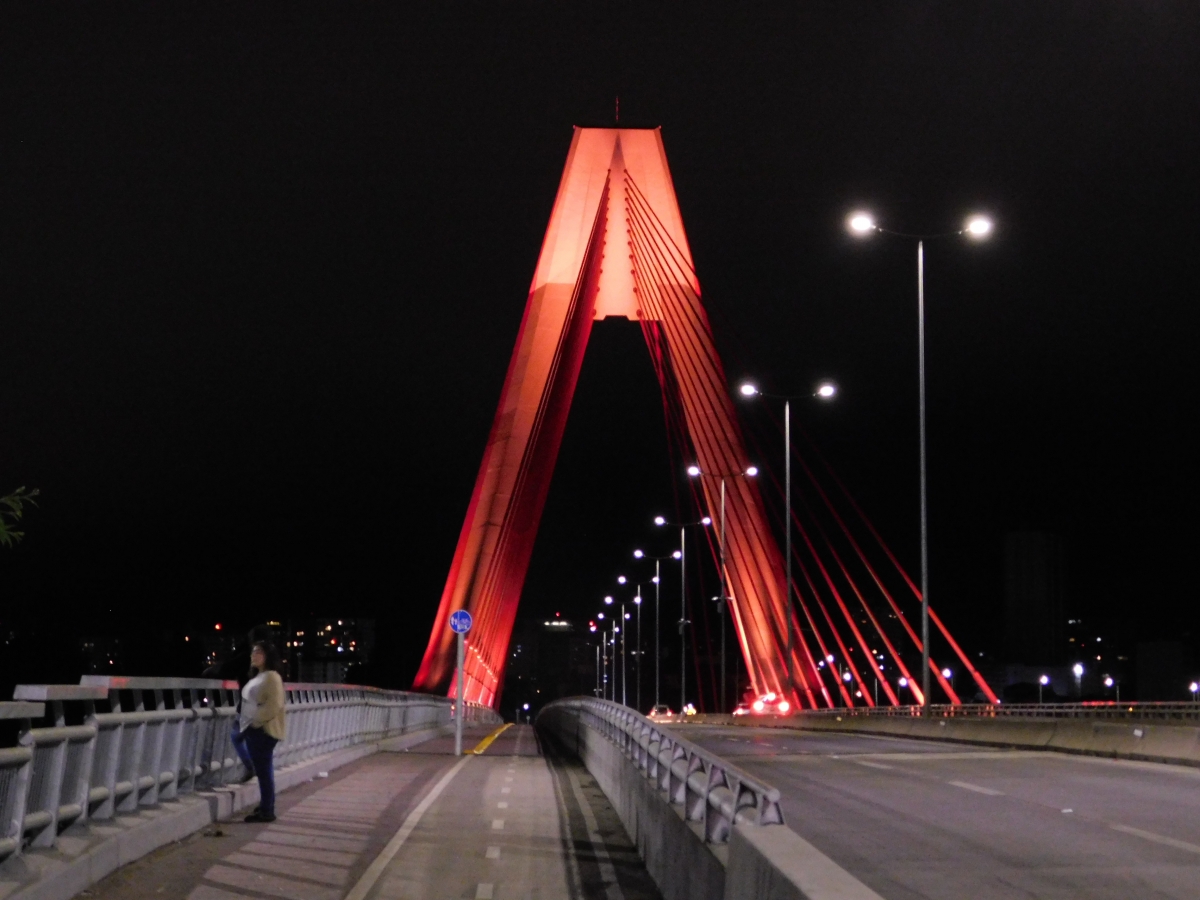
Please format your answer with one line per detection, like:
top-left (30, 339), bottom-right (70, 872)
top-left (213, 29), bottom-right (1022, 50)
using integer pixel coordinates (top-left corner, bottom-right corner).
top-left (83, 725), bottom-right (661, 900)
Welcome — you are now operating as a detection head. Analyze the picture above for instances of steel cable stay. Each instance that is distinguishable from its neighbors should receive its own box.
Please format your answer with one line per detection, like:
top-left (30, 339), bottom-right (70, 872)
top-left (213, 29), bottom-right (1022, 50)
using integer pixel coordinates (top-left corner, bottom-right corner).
top-left (629, 191), bottom-right (830, 708)
top-left (789, 418), bottom-right (999, 703)
top-left (745, 438), bottom-right (916, 707)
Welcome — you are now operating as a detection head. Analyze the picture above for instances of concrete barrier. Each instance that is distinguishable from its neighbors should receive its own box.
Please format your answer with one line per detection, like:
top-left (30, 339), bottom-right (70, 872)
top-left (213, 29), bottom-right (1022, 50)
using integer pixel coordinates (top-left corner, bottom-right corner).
top-left (684, 712), bottom-right (1200, 768)
top-left (539, 699), bottom-right (884, 900)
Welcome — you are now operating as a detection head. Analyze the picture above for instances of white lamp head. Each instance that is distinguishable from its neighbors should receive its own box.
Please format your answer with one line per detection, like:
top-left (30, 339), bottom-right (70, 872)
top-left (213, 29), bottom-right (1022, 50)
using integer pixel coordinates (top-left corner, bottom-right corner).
top-left (687, 465), bottom-right (701, 477)
top-left (739, 382), bottom-right (759, 397)
top-left (745, 466), bottom-right (759, 477)
top-left (654, 516), bottom-right (666, 526)
top-left (617, 576), bottom-right (626, 585)
top-left (964, 215), bottom-right (993, 239)
top-left (604, 596), bottom-right (613, 605)
top-left (848, 212), bottom-right (876, 235)
top-left (672, 550), bottom-right (682, 560)
top-left (815, 381), bottom-right (837, 399)
top-left (1039, 674), bottom-right (1050, 685)
top-left (633, 549), bottom-right (644, 558)
top-left (700, 516), bottom-right (712, 526)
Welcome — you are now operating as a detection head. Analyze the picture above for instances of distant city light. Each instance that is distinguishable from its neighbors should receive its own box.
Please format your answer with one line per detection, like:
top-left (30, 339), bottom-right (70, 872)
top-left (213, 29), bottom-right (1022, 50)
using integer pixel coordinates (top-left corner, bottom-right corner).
top-left (604, 596), bottom-right (613, 605)
top-left (941, 667), bottom-right (952, 679)
top-left (1104, 676), bottom-right (1114, 688)
top-left (899, 677), bottom-right (908, 687)
top-left (1073, 663), bottom-right (1084, 677)
top-left (617, 576), bottom-right (626, 584)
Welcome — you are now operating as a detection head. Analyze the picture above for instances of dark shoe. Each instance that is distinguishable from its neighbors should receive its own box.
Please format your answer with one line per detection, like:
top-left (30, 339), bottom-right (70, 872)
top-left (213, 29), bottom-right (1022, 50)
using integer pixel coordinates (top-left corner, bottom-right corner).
top-left (244, 811), bottom-right (276, 823)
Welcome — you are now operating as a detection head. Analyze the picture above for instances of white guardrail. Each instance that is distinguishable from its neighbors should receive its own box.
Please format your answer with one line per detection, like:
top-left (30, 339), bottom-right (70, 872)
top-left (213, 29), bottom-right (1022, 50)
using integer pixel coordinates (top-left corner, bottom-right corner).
top-left (541, 697), bottom-right (783, 843)
top-left (0, 676), bottom-right (490, 862)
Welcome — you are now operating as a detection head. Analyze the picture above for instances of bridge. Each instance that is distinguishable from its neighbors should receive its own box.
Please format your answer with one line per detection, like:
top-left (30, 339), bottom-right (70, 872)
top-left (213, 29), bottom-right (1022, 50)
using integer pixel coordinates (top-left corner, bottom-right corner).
top-left (3, 683), bottom-right (1200, 899)
top-left (4, 127), bottom-right (1197, 900)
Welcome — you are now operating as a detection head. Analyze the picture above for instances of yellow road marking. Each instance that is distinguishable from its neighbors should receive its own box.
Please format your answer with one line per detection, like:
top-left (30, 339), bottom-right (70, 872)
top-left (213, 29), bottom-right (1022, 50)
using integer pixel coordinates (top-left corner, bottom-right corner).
top-left (472, 722), bottom-right (513, 755)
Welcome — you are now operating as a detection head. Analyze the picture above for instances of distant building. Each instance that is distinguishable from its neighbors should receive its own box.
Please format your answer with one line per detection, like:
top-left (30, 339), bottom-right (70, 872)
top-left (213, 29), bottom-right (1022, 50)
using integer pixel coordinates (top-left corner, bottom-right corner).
top-left (287, 618), bottom-right (375, 683)
top-left (79, 635), bottom-right (125, 675)
top-left (1003, 532), bottom-right (1066, 665)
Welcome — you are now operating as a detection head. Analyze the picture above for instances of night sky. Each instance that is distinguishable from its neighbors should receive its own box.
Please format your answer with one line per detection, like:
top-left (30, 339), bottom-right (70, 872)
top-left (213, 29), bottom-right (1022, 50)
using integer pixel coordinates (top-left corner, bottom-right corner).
top-left (3, 4), bottom-right (1198, 691)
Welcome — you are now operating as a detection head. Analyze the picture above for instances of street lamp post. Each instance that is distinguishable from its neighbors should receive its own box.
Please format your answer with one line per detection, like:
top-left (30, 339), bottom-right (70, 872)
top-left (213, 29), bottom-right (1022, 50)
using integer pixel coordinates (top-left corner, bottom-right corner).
top-left (739, 381), bottom-right (837, 703)
top-left (848, 211), bottom-right (993, 708)
top-left (687, 465), bottom-right (757, 712)
top-left (1039, 674), bottom-right (1049, 705)
top-left (634, 587), bottom-right (643, 712)
top-left (654, 515), bottom-right (712, 712)
top-left (634, 547), bottom-right (683, 712)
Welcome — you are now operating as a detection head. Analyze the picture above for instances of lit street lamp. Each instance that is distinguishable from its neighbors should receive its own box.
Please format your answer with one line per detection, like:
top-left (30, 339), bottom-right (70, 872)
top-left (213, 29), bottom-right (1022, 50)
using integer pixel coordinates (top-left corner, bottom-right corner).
top-left (848, 210), bottom-right (993, 708)
top-left (739, 380), bottom-right (837, 703)
top-left (1190, 681), bottom-right (1199, 703)
top-left (1039, 673), bottom-right (1050, 705)
top-left (634, 547), bottom-right (683, 712)
top-left (654, 514), bottom-right (712, 712)
top-left (1073, 662), bottom-right (1084, 698)
top-left (688, 464), bottom-right (758, 711)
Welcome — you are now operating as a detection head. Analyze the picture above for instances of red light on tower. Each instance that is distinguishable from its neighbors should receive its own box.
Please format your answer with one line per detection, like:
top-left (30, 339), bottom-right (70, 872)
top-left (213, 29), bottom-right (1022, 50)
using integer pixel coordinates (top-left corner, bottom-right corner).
top-left (214, 623), bottom-right (222, 631)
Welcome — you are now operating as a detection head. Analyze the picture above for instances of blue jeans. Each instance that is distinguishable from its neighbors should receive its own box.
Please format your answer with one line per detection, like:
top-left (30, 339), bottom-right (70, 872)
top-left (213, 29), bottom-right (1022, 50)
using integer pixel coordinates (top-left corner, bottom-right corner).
top-left (231, 721), bottom-right (254, 772)
top-left (243, 727), bottom-right (279, 817)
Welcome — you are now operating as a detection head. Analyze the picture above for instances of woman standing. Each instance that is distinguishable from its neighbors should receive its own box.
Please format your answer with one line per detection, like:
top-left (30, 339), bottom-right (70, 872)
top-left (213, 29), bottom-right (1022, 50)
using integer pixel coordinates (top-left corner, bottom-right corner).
top-left (240, 641), bottom-right (286, 823)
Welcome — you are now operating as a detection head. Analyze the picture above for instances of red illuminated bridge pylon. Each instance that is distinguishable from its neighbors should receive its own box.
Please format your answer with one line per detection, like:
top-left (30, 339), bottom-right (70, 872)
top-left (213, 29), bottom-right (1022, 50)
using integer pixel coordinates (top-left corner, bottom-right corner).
top-left (413, 127), bottom-right (998, 711)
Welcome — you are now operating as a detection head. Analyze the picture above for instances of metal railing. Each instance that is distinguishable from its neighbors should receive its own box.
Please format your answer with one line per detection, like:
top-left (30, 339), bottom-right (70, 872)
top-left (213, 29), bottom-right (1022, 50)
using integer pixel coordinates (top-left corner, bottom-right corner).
top-left (0, 676), bottom-right (494, 862)
top-left (792, 702), bottom-right (1200, 723)
top-left (540, 698), bottom-right (783, 844)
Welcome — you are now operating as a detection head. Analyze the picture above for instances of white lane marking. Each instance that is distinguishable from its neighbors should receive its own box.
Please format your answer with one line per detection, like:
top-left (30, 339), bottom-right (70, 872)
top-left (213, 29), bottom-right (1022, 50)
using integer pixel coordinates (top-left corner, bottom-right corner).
top-left (497, 801), bottom-right (508, 809)
top-left (492, 818), bottom-right (505, 830)
top-left (501, 787), bottom-right (511, 794)
top-left (948, 780), bottom-right (1003, 796)
top-left (343, 756), bottom-right (471, 900)
top-left (476, 884), bottom-right (494, 899)
top-left (853, 760), bottom-right (893, 770)
top-left (1111, 823), bottom-right (1200, 854)
top-left (566, 767), bottom-right (625, 900)
top-left (486, 845), bottom-right (500, 859)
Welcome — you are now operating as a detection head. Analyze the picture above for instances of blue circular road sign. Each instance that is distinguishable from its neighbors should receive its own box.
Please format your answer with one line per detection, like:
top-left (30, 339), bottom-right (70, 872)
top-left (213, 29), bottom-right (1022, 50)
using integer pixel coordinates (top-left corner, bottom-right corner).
top-left (449, 610), bottom-right (473, 634)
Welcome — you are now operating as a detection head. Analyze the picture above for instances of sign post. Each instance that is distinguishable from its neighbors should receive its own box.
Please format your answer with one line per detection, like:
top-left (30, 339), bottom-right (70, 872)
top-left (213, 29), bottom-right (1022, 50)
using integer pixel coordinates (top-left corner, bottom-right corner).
top-left (449, 610), bottom-right (473, 756)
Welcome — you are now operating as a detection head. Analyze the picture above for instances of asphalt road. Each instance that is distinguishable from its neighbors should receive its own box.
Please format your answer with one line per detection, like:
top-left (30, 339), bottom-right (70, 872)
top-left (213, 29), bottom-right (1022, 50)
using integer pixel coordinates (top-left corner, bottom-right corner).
top-left (678, 724), bottom-right (1200, 900)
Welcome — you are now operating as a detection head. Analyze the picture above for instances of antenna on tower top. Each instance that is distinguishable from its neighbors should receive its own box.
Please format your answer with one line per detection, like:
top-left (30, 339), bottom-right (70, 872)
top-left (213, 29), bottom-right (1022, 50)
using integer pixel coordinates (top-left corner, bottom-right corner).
top-left (615, 96), bottom-right (620, 125)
